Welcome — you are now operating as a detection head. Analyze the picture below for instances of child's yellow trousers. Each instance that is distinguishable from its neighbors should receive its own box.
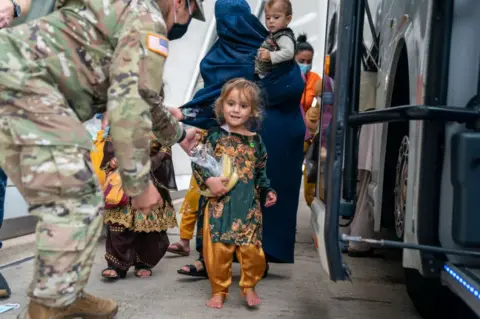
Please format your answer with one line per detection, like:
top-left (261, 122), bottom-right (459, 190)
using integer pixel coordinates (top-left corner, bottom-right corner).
top-left (179, 176), bottom-right (200, 239)
top-left (202, 203), bottom-right (266, 297)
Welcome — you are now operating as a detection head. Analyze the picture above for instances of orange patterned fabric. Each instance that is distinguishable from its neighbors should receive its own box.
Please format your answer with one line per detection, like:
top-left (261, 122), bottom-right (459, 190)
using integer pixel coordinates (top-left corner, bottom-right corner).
top-left (300, 71), bottom-right (322, 113)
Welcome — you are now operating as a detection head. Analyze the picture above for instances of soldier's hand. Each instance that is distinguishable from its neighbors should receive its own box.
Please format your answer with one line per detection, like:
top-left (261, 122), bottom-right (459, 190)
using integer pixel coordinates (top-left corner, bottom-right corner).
top-left (179, 128), bottom-right (201, 156)
top-left (132, 183), bottom-right (163, 214)
top-left (168, 107), bottom-right (184, 121)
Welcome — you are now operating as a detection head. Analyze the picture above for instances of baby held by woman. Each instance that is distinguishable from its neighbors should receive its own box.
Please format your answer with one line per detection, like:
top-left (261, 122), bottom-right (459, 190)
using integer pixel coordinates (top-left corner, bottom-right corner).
top-left (255, 0), bottom-right (295, 78)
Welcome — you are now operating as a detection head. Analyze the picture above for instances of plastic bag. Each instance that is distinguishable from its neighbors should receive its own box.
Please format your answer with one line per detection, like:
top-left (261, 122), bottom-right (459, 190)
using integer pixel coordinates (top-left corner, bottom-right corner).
top-left (83, 118), bottom-right (102, 140)
top-left (190, 143), bottom-right (239, 197)
top-left (190, 143), bottom-right (222, 177)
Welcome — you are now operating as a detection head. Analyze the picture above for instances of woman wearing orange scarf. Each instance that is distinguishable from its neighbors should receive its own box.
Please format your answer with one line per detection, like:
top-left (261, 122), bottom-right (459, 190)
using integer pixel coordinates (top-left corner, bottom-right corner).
top-left (296, 34), bottom-right (322, 115)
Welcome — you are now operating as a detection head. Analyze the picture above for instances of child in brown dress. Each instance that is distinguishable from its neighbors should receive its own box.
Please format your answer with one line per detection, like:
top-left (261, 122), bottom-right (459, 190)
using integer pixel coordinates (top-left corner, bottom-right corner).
top-left (101, 133), bottom-right (178, 279)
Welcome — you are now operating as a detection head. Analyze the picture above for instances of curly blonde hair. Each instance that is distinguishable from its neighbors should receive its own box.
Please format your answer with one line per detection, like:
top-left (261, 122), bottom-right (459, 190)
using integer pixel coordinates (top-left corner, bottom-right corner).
top-left (214, 78), bottom-right (264, 126)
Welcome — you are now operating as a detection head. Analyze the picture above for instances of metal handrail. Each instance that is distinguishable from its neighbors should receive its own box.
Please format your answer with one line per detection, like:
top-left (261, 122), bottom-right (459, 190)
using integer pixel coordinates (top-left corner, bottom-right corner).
top-left (183, 0), bottom-right (266, 104)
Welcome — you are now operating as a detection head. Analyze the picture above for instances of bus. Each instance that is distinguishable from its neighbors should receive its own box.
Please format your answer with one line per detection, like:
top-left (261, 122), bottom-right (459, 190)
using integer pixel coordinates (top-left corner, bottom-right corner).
top-left (311, 0), bottom-right (480, 318)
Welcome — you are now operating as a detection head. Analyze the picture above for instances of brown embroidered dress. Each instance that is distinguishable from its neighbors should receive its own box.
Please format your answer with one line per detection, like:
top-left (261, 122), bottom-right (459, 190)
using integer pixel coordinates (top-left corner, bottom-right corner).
top-left (192, 126), bottom-right (274, 247)
top-left (101, 133), bottom-right (178, 273)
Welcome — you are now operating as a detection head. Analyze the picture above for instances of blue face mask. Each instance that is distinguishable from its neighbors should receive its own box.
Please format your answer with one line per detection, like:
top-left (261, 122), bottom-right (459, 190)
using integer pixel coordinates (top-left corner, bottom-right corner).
top-left (168, 0), bottom-right (193, 40)
top-left (298, 63), bottom-right (312, 75)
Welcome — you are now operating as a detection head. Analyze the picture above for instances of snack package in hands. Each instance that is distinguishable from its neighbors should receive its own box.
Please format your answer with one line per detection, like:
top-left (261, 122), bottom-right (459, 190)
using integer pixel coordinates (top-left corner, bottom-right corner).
top-left (190, 143), bottom-right (239, 197)
top-left (190, 143), bottom-right (221, 177)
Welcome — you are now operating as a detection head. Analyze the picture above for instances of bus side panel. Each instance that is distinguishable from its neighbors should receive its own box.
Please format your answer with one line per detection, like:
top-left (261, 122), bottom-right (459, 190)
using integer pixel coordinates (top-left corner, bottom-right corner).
top-left (439, 0), bottom-right (480, 266)
top-left (370, 0), bottom-right (434, 275)
top-left (401, 0), bottom-right (432, 274)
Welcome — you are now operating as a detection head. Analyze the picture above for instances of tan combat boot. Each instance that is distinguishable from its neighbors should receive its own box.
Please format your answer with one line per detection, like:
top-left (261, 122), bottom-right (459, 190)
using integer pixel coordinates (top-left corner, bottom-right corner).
top-left (18, 291), bottom-right (118, 318)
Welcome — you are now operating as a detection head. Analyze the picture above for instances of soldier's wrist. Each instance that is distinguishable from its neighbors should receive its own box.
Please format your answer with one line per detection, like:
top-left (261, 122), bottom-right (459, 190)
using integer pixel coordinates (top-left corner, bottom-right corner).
top-left (177, 128), bottom-right (187, 143)
top-left (125, 175), bottom-right (150, 198)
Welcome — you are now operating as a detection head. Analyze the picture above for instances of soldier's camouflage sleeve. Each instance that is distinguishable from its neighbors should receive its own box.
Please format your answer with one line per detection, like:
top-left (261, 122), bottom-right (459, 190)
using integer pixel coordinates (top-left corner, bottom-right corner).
top-left (107, 14), bottom-right (182, 197)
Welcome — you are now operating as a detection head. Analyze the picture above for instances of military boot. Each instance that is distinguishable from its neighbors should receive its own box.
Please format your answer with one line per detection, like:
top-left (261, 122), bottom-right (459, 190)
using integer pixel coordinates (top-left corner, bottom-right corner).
top-left (18, 291), bottom-right (118, 318)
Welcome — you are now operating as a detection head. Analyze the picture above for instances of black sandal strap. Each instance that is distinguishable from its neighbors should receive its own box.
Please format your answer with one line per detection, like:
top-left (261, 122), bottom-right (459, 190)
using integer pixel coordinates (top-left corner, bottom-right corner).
top-left (102, 267), bottom-right (126, 279)
top-left (177, 263), bottom-right (208, 277)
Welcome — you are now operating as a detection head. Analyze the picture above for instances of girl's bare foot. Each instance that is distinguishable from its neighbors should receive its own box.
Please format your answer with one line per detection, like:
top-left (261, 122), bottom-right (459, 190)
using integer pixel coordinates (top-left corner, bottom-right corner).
top-left (245, 290), bottom-right (261, 307)
top-left (206, 295), bottom-right (225, 309)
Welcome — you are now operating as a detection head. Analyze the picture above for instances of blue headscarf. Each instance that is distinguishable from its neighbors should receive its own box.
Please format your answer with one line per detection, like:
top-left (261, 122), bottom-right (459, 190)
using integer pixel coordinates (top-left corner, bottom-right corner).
top-left (181, 0), bottom-right (267, 128)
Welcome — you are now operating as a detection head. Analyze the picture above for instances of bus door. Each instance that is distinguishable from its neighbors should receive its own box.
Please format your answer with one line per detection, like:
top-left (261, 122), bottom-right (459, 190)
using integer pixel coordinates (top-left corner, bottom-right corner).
top-left (312, 0), bottom-right (480, 284)
top-left (311, 0), bottom-right (369, 281)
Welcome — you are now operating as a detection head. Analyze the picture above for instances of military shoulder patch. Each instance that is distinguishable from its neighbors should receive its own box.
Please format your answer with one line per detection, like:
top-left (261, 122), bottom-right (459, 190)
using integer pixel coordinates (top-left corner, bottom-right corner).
top-left (146, 32), bottom-right (169, 57)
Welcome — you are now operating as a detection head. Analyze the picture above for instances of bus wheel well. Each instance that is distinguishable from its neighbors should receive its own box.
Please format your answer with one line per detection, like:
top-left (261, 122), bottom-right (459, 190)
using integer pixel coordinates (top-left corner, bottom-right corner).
top-left (381, 45), bottom-right (410, 233)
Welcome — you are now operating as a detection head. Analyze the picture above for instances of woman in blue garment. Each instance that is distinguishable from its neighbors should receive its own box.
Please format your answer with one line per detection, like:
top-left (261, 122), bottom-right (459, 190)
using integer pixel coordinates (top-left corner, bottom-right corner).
top-left (175, 0), bottom-right (305, 277)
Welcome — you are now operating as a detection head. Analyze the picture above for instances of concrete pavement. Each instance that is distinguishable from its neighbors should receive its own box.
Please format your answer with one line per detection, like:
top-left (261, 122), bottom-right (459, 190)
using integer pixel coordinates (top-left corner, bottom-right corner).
top-left (0, 192), bottom-right (422, 319)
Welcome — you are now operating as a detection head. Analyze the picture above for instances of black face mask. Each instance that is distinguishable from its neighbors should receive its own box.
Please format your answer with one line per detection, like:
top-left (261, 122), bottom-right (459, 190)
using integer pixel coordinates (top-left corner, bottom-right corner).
top-left (168, 0), bottom-right (193, 40)
top-left (168, 15), bottom-right (192, 40)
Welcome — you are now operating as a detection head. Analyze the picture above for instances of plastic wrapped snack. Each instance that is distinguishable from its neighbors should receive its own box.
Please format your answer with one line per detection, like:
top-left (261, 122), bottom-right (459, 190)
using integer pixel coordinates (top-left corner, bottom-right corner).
top-left (190, 144), bottom-right (239, 197)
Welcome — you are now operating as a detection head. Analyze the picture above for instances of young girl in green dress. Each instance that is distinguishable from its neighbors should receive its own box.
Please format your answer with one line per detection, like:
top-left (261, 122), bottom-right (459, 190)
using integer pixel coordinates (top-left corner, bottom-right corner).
top-left (192, 78), bottom-right (277, 309)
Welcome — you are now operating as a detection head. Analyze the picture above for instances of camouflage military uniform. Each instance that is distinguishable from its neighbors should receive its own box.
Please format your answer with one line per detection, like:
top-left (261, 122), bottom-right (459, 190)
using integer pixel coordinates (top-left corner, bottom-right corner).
top-left (0, 0), bottom-right (183, 308)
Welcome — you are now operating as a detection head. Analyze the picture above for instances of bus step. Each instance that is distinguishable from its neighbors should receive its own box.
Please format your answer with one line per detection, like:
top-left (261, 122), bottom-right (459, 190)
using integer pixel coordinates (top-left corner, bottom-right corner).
top-left (347, 105), bottom-right (480, 126)
top-left (442, 264), bottom-right (480, 317)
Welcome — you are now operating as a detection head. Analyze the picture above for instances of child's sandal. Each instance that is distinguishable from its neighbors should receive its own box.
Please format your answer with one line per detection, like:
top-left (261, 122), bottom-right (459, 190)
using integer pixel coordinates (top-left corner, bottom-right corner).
top-left (135, 267), bottom-right (153, 278)
top-left (177, 259), bottom-right (208, 278)
top-left (101, 267), bottom-right (126, 280)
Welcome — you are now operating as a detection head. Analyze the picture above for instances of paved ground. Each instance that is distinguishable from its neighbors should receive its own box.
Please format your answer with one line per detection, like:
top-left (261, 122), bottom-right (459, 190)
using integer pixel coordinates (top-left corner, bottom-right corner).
top-left (0, 192), bottom-right (422, 319)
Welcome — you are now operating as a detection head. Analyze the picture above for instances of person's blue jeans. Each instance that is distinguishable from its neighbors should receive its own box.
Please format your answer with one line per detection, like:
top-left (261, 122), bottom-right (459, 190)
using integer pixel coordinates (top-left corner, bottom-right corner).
top-left (0, 168), bottom-right (7, 249)
top-left (0, 169), bottom-right (10, 296)
top-left (0, 168), bottom-right (6, 228)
